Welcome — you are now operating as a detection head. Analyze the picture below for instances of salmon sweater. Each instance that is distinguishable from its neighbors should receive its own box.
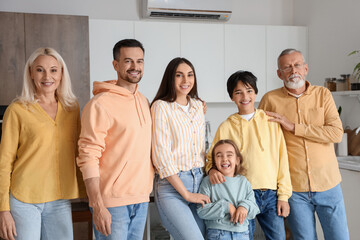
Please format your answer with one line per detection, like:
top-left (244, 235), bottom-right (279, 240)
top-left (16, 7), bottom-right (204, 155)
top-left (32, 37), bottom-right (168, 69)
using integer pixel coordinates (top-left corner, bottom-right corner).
top-left (77, 80), bottom-right (154, 207)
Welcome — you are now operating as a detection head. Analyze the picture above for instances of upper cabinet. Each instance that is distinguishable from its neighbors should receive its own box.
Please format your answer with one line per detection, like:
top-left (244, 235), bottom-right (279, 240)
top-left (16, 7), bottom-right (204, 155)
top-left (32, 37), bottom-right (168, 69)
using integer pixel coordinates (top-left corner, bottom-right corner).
top-left (89, 19), bottom-right (134, 93)
top-left (180, 23), bottom-right (225, 102)
top-left (225, 25), bottom-right (266, 102)
top-left (266, 26), bottom-right (308, 91)
top-left (1, 12), bottom-right (90, 108)
top-left (88, 20), bottom-right (308, 103)
top-left (135, 21), bottom-right (181, 102)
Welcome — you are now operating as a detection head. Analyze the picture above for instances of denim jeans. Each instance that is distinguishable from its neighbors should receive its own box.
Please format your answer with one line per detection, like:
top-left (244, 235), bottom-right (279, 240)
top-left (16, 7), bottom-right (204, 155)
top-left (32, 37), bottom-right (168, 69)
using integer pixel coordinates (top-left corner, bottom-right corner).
top-left (91, 202), bottom-right (148, 240)
top-left (155, 168), bottom-right (205, 240)
top-left (287, 184), bottom-right (349, 240)
top-left (248, 190), bottom-right (285, 240)
top-left (9, 194), bottom-right (73, 240)
top-left (207, 229), bottom-right (249, 240)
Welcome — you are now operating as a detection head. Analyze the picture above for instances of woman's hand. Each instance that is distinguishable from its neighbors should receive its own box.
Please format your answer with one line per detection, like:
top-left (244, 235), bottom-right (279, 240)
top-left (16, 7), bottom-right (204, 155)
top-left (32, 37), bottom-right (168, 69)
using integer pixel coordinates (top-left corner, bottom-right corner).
top-left (208, 169), bottom-right (226, 185)
top-left (0, 211), bottom-right (17, 240)
top-left (183, 192), bottom-right (211, 208)
top-left (231, 206), bottom-right (248, 225)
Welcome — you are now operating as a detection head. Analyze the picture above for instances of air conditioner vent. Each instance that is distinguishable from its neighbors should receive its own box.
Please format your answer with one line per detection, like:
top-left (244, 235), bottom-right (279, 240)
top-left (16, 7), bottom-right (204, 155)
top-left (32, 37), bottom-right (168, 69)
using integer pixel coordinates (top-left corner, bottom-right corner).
top-left (143, 0), bottom-right (232, 21)
top-left (150, 11), bottom-right (221, 20)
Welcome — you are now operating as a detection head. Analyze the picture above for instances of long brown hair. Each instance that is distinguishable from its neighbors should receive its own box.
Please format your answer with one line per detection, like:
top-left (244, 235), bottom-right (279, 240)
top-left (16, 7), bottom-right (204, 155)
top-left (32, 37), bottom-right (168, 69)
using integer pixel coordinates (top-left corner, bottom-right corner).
top-left (151, 57), bottom-right (200, 106)
top-left (211, 139), bottom-right (246, 176)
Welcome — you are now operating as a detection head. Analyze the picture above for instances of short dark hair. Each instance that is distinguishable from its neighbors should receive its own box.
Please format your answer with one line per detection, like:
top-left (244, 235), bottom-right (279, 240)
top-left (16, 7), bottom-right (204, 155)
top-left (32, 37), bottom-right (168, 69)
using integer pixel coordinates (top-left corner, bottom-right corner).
top-left (113, 39), bottom-right (145, 60)
top-left (227, 71), bottom-right (258, 99)
top-left (151, 57), bottom-right (200, 105)
top-left (211, 139), bottom-right (246, 176)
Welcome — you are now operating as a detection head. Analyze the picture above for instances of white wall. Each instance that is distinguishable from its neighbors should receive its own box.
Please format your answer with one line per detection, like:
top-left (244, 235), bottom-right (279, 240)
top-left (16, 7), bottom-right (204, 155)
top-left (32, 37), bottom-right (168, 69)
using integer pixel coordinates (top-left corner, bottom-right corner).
top-left (293, 0), bottom-right (360, 129)
top-left (0, 0), bottom-right (294, 25)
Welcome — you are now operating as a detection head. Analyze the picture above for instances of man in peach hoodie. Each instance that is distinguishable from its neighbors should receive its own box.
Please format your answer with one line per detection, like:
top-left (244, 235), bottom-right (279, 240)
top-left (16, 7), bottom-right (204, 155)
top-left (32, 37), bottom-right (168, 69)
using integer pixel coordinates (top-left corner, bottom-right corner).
top-left (77, 39), bottom-right (154, 239)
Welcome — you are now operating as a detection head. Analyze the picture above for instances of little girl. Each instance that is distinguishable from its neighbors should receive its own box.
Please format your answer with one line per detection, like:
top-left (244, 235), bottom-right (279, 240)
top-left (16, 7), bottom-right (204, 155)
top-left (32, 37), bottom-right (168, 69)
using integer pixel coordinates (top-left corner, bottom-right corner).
top-left (197, 139), bottom-right (259, 240)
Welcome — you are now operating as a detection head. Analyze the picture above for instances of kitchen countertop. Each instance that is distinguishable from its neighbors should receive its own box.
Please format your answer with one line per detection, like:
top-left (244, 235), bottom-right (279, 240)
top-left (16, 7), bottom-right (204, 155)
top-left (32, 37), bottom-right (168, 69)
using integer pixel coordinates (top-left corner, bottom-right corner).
top-left (337, 156), bottom-right (360, 172)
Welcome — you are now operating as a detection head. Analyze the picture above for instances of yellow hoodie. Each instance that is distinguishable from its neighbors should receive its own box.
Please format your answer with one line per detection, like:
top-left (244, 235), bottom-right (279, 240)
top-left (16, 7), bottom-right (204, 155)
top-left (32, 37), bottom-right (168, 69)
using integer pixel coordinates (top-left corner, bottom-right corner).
top-left (77, 80), bottom-right (154, 207)
top-left (205, 109), bottom-right (292, 202)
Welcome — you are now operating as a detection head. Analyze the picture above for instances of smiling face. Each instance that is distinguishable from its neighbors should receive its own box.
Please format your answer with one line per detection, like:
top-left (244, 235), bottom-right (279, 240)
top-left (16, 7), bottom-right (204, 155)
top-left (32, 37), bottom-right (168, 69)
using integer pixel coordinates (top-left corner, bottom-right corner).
top-left (214, 143), bottom-right (240, 177)
top-left (231, 81), bottom-right (257, 115)
top-left (174, 63), bottom-right (195, 102)
top-left (30, 55), bottom-right (62, 97)
top-left (113, 47), bottom-right (144, 88)
top-left (277, 51), bottom-right (308, 92)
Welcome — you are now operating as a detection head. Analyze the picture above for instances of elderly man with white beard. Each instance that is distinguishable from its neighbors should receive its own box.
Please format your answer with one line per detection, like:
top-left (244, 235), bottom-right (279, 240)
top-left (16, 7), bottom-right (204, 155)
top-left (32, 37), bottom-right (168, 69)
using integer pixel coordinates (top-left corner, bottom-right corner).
top-left (259, 49), bottom-right (349, 240)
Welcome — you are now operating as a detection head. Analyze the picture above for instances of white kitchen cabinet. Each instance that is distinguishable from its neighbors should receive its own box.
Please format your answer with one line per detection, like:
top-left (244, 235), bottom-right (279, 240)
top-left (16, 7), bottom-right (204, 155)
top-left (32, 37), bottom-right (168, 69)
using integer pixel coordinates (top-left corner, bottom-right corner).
top-left (225, 25), bottom-right (266, 102)
top-left (266, 26), bottom-right (308, 91)
top-left (89, 19), bottom-right (134, 94)
top-left (135, 21), bottom-right (181, 102)
top-left (180, 23), bottom-right (225, 102)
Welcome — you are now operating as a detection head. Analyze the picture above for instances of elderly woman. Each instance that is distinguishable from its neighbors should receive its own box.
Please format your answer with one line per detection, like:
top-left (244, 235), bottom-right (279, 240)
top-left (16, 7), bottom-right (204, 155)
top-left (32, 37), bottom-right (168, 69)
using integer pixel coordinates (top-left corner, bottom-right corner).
top-left (0, 47), bottom-right (84, 240)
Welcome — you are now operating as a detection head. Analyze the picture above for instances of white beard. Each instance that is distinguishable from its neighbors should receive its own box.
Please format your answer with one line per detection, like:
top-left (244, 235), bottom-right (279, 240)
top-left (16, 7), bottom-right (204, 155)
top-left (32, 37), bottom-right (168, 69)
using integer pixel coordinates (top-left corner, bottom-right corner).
top-left (285, 74), bottom-right (305, 89)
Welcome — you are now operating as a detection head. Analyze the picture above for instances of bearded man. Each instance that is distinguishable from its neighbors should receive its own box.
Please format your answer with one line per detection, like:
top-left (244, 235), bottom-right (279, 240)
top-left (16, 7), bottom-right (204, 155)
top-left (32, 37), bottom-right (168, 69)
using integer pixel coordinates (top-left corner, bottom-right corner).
top-left (259, 49), bottom-right (349, 240)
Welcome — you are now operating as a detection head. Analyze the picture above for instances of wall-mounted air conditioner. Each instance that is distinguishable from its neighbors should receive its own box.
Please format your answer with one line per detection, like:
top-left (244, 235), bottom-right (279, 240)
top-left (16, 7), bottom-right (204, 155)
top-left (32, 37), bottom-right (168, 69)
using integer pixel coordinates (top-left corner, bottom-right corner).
top-left (142, 0), bottom-right (232, 21)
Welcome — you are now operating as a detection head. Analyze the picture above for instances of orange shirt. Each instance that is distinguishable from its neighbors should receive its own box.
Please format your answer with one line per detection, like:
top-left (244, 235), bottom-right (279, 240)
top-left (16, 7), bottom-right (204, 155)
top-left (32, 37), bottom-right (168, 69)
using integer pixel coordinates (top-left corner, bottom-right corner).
top-left (259, 82), bottom-right (343, 192)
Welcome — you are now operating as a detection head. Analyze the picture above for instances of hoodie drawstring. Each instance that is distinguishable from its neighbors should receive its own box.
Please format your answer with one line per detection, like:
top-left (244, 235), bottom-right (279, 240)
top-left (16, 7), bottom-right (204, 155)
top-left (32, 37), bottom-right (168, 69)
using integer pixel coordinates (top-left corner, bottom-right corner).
top-left (253, 118), bottom-right (264, 151)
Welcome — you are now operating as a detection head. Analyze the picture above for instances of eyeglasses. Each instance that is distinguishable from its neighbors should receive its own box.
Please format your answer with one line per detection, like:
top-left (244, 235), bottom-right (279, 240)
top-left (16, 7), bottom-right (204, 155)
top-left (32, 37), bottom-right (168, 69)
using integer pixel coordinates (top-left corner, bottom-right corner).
top-left (279, 63), bottom-right (305, 73)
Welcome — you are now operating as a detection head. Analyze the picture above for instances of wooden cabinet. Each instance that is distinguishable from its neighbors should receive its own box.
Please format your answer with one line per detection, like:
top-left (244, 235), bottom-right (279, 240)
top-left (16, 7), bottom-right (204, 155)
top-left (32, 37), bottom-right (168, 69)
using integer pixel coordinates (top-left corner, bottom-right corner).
top-left (0, 12), bottom-right (90, 108)
top-left (266, 26), bottom-right (308, 91)
top-left (0, 12), bottom-right (25, 105)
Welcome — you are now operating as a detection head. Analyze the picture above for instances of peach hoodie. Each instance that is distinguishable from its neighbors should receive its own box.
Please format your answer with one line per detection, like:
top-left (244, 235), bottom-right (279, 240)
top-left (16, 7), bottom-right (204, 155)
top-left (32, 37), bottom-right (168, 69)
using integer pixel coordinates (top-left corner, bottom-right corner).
top-left (77, 80), bottom-right (154, 207)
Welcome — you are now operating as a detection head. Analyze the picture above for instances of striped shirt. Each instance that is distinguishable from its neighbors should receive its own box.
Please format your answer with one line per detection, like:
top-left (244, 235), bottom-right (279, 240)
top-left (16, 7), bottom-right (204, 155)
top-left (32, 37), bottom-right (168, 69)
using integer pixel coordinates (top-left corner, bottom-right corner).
top-left (151, 98), bottom-right (206, 178)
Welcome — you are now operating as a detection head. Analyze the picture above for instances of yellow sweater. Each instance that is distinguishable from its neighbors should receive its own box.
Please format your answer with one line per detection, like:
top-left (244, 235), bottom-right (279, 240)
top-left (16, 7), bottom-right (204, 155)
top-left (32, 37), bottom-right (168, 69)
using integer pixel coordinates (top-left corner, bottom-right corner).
top-left (0, 101), bottom-right (84, 211)
top-left (206, 109), bottom-right (292, 201)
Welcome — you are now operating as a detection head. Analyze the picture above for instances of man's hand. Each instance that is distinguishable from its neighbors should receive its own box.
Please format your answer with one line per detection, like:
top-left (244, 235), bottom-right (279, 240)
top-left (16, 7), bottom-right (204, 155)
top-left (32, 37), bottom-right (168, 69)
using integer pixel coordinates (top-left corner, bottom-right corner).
top-left (265, 111), bottom-right (295, 133)
top-left (277, 200), bottom-right (290, 218)
top-left (208, 169), bottom-right (226, 185)
top-left (0, 211), bottom-right (17, 240)
top-left (232, 206), bottom-right (248, 225)
top-left (93, 205), bottom-right (112, 236)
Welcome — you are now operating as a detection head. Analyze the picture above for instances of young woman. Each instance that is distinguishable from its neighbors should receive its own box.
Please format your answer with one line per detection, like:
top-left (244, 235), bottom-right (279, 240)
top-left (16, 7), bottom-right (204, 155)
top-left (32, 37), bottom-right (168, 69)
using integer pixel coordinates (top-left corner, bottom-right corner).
top-left (197, 139), bottom-right (259, 240)
top-left (0, 47), bottom-right (84, 240)
top-left (151, 57), bottom-right (210, 240)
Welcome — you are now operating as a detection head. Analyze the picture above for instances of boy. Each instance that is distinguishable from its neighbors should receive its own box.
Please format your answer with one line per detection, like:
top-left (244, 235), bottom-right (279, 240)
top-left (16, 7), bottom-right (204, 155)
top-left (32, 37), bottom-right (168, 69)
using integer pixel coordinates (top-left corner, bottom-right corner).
top-left (205, 71), bottom-right (291, 240)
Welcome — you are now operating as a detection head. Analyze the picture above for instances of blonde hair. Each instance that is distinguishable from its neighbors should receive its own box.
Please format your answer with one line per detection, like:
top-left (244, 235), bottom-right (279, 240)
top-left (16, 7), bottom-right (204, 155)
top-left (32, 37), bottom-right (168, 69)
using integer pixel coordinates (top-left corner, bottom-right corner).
top-left (17, 47), bottom-right (77, 110)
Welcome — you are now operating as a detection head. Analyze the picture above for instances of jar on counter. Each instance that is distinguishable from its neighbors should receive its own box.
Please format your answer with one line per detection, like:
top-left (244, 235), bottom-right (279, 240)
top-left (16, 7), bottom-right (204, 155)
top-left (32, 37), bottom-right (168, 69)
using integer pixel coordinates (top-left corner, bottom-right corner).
top-left (325, 78), bottom-right (337, 91)
top-left (336, 78), bottom-right (347, 91)
top-left (340, 74), bottom-right (351, 90)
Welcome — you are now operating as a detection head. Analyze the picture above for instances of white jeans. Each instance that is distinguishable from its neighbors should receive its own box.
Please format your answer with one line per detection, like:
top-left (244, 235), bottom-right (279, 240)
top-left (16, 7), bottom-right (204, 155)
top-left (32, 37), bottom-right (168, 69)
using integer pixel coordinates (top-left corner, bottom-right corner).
top-left (10, 194), bottom-right (73, 240)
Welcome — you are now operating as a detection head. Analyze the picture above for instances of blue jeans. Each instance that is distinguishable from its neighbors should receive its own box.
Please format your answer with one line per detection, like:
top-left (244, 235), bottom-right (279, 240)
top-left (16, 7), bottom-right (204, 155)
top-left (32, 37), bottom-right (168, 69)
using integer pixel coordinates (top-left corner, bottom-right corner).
top-left (9, 194), bottom-right (73, 240)
top-left (248, 190), bottom-right (285, 240)
top-left (155, 168), bottom-right (205, 240)
top-left (207, 229), bottom-right (249, 240)
top-left (91, 202), bottom-right (148, 240)
top-left (287, 184), bottom-right (349, 240)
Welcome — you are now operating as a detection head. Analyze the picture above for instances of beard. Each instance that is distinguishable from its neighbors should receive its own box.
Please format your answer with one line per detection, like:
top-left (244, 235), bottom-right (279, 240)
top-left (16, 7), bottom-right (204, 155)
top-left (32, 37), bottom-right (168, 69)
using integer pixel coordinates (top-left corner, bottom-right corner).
top-left (120, 70), bottom-right (143, 84)
top-left (285, 74), bottom-right (305, 89)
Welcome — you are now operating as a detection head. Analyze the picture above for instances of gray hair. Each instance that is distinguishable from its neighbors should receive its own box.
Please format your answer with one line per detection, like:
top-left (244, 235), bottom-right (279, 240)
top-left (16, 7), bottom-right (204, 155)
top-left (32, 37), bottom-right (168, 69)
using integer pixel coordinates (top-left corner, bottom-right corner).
top-left (277, 48), bottom-right (305, 69)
